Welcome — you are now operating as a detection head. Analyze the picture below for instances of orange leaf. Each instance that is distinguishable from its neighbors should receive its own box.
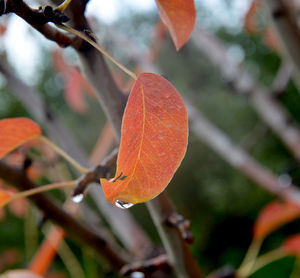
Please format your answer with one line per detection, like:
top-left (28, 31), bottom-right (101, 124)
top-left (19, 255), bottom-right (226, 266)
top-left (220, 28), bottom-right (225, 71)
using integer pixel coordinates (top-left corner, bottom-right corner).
top-left (155, 0), bottom-right (196, 50)
top-left (29, 227), bottom-right (65, 275)
top-left (65, 71), bottom-right (87, 114)
top-left (244, 0), bottom-right (261, 34)
top-left (101, 73), bottom-right (188, 205)
top-left (253, 201), bottom-right (300, 240)
top-left (0, 190), bottom-right (13, 207)
top-left (0, 118), bottom-right (41, 160)
top-left (52, 50), bottom-right (95, 114)
top-left (263, 27), bottom-right (281, 53)
top-left (283, 234), bottom-right (300, 256)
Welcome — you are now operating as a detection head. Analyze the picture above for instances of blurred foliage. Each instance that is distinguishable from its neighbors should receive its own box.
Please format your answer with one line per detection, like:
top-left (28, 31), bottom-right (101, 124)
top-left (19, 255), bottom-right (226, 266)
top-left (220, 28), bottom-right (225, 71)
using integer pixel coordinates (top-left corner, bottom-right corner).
top-left (2, 2), bottom-right (300, 278)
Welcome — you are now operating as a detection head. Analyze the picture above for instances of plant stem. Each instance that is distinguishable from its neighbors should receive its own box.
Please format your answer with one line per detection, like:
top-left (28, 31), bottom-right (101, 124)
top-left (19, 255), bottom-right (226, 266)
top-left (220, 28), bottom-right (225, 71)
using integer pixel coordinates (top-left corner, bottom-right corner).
top-left (237, 238), bottom-right (262, 277)
top-left (1, 180), bottom-right (77, 208)
top-left (56, 24), bottom-right (138, 81)
top-left (55, 0), bottom-right (73, 12)
top-left (39, 136), bottom-right (89, 174)
top-left (246, 248), bottom-right (287, 277)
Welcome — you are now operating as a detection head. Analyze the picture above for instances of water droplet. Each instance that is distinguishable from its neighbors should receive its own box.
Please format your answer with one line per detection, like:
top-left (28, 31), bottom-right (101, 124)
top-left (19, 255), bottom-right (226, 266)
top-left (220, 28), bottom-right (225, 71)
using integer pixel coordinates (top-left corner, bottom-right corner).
top-left (130, 272), bottom-right (144, 278)
top-left (115, 200), bottom-right (134, 209)
top-left (72, 194), bottom-right (84, 203)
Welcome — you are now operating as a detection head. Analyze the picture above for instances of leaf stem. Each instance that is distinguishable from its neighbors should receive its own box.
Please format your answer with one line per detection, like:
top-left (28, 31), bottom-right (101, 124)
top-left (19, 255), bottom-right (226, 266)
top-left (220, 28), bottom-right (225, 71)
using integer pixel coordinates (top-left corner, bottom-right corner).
top-left (55, 0), bottom-right (73, 12)
top-left (1, 180), bottom-right (77, 208)
top-left (56, 24), bottom-right (137, 80)
top-left (236, 238), bottom-right (262, 277)
top-left (39, 136), bottom-right (89, 174)
top-left (243, 248), bottom-right (287, 277)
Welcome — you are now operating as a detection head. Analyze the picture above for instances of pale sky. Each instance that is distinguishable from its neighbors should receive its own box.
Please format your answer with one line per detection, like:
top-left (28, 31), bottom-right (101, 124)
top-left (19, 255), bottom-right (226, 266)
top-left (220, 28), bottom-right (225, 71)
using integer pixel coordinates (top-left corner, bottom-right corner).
top-left (0, 0), bottom-right (250, 83)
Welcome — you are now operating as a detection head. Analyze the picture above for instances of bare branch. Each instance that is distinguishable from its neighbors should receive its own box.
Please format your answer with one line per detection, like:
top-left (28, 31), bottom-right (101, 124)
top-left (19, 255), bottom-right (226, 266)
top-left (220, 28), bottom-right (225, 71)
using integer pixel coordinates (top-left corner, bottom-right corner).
top-left (187, 101), bottom-right (300, 205)
top-left (120, 254), bottom-right (170, 277)
top-left (72, 149), bottom-right (118, 197)
top-left (5, 0), bottom-right (74, 47)
top-left (191, 27), bottom-right (300, 163)
top-left (164, 212), bottom-right (194, 245)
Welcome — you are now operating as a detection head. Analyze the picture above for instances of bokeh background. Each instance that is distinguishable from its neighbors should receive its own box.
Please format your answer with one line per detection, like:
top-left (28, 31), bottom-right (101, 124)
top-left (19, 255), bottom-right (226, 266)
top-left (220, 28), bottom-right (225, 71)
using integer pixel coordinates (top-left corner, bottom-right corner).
top-left (1, 0), bottom-right (300, 277)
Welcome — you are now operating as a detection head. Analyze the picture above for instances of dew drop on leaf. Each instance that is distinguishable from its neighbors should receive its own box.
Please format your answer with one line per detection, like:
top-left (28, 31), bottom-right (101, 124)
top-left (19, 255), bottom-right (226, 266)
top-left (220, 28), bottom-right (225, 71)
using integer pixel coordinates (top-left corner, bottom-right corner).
top-left (72, 194), bottom-right (84, 203)
top-left (115, 200), bottom-right (134, 209)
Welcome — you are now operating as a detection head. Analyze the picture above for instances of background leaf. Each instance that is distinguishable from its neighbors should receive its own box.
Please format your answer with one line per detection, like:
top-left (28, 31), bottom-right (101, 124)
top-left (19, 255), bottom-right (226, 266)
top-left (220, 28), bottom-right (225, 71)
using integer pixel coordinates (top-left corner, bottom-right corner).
top-left (101, 72), bottom-right (188, 205)
top-left (283, 234), bottom-right (300, 256)
top-left (155, 0), bottom-right (196, 50)
top-left (253, 201), bottom-right (300, 240)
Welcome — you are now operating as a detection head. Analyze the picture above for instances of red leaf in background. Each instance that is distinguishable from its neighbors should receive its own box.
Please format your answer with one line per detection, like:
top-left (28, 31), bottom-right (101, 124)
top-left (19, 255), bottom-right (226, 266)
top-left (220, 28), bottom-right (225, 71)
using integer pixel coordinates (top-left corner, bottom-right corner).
top-left (0, 118), bottom-right (41, 160)
top-left (65, 70), bottom-right (87, 114)
top-left (244, 0), bottom-right (261, 34)
top-left (52, 50), bottom-right (95, 114)
top-left (253, 201), bottom-right (300, 240)
top-left (283, 234), bottom-right (300, 256)
top-left (101, 73), bottom-right (188, 205)
top-left (155, 0), bottom-right (196, 50)
top-left (29, 227), bottom-right (65, 275)
top-left (263, 27), bottom-right (281, 53)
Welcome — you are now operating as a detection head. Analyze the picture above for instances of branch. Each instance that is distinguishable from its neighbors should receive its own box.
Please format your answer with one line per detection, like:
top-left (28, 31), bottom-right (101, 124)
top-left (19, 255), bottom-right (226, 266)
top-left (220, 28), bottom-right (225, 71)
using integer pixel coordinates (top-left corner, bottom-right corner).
top-left (186, 101), bottom-right (300, 205)
top-left (191, 27), bottom-right (300, 163)
top-left (120, 254), bottom-right (170, 276)
top-left (72, 149), bottom-right (118, 197)
top-left (5, 0), bottom-right (74, 47)
top-left (0, 161), bottom-right (127, 269)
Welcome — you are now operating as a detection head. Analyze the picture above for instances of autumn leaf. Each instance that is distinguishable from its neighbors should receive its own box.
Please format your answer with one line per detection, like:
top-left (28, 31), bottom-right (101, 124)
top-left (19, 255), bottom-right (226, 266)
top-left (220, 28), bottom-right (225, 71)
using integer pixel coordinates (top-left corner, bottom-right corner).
top-left (263, 27), bottom-right (281, 53)
top-left (244, 0), bottom-right (261, 34)
top-left (0, 118), bottom-right (41, 160)
top-left (65, 70), bottom-right (88, 114)
top-left (101, 73), bottom-right (188, 206)
top-left (155, 0), bottom-right (196, 50)
top-left (283, 234), bottom-right (300, 256)
top-left (52, 50), bottom-right (95, 114)
top-left (29, 227), bottom-right (65, 275)
top-left (253, 201), bottom-right (300, 240)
